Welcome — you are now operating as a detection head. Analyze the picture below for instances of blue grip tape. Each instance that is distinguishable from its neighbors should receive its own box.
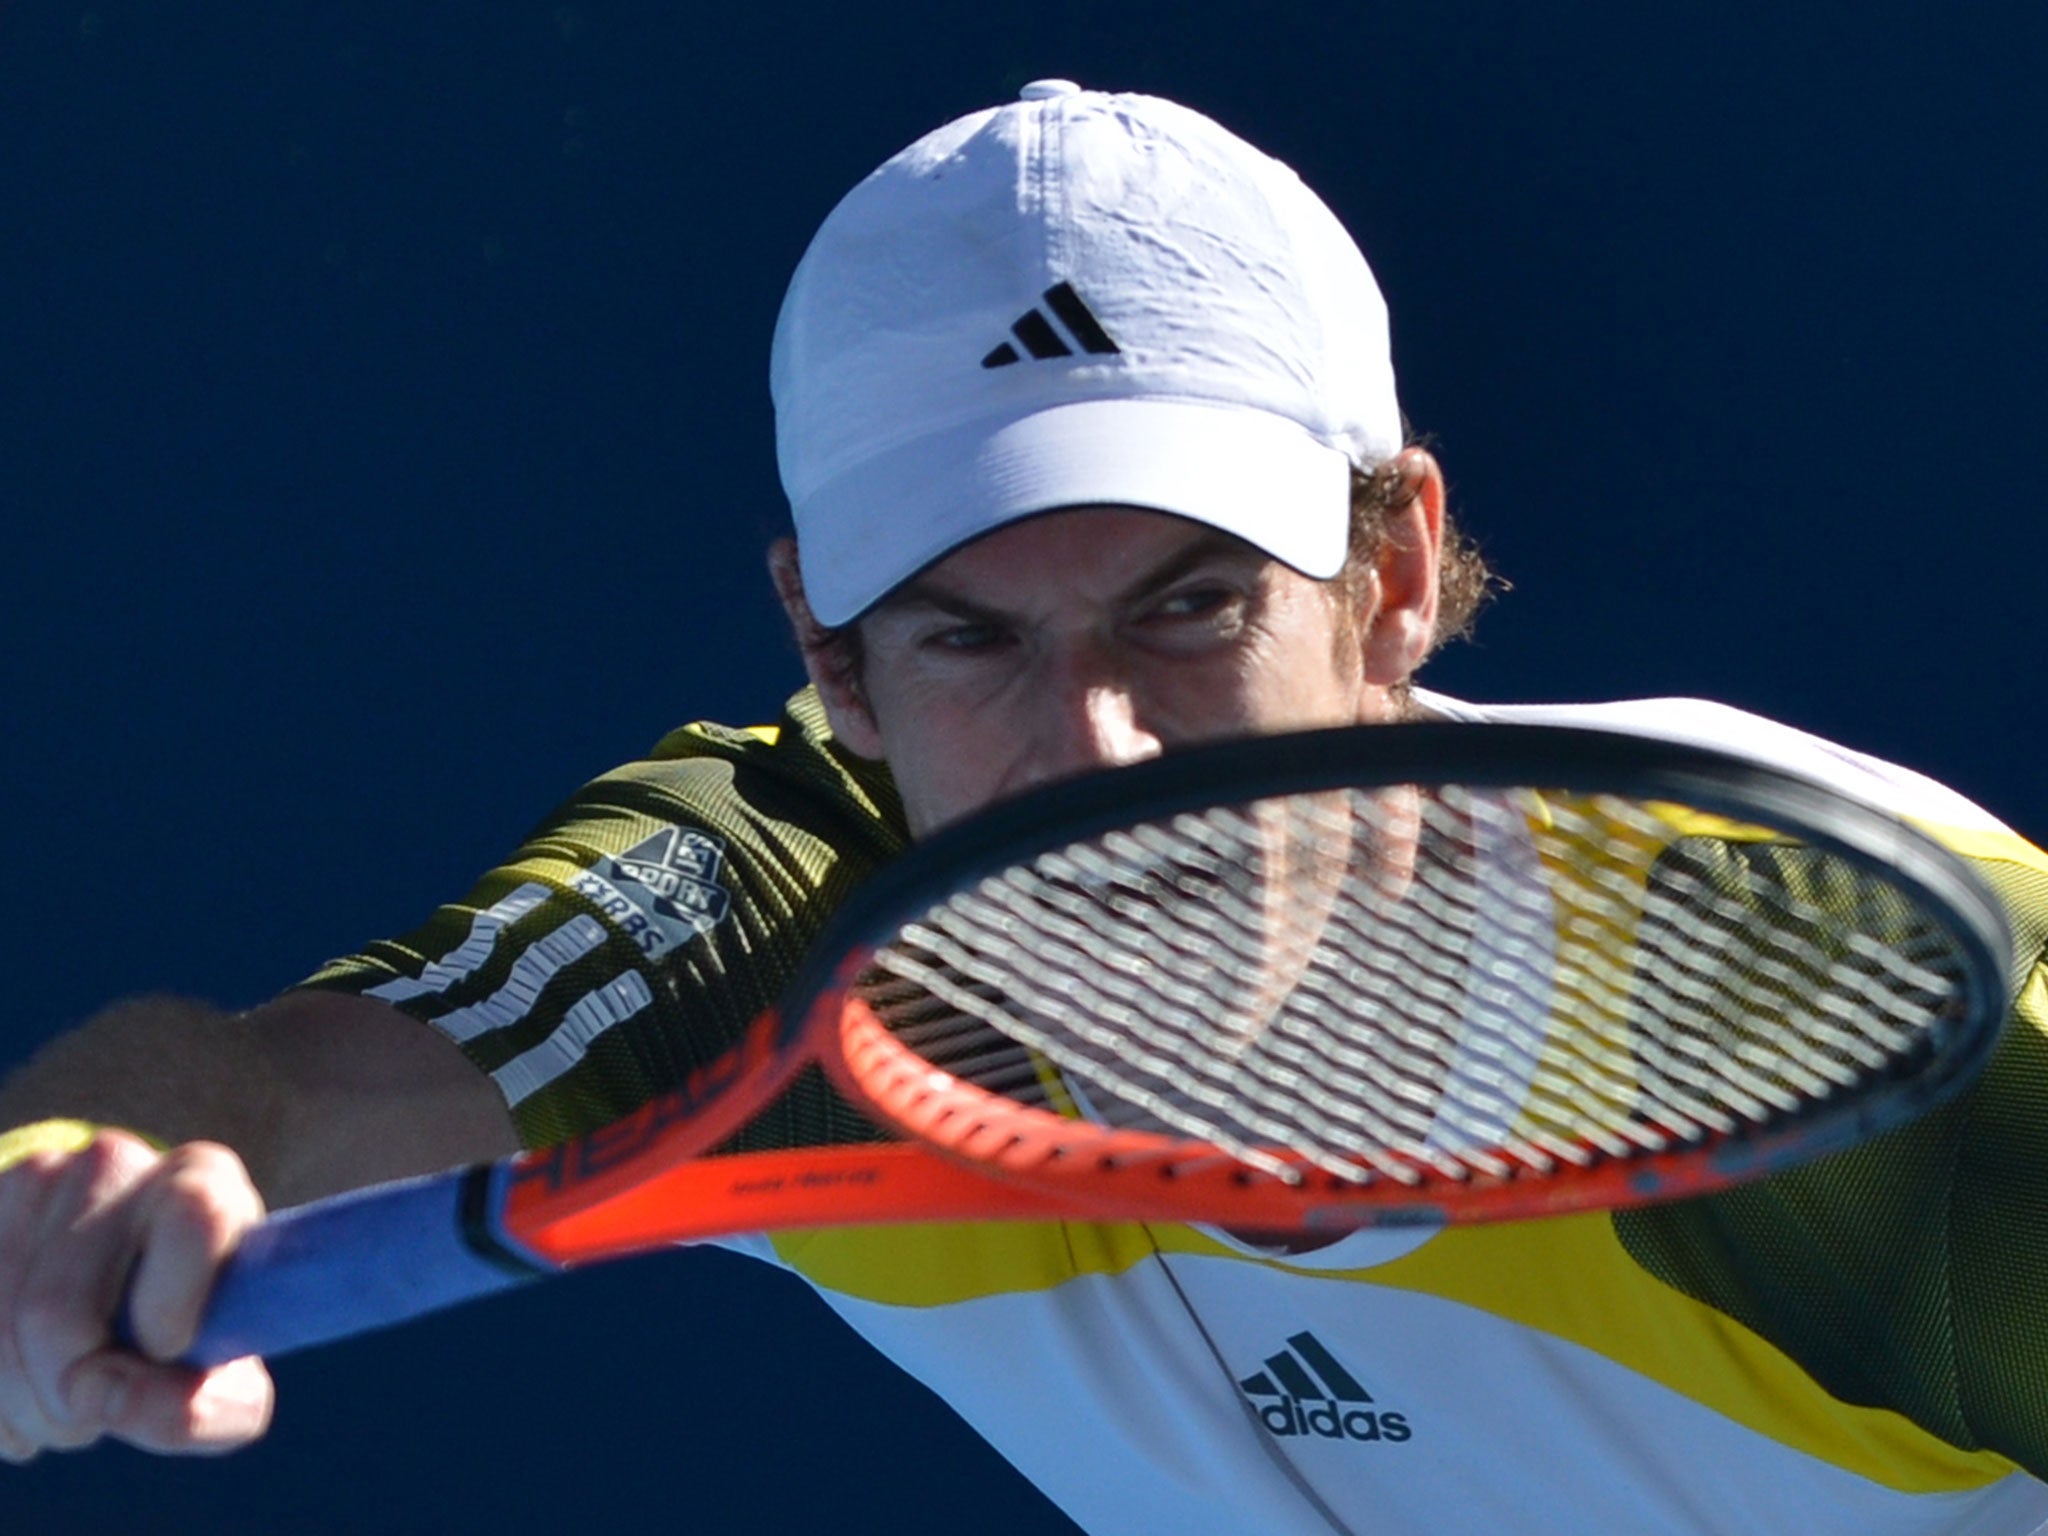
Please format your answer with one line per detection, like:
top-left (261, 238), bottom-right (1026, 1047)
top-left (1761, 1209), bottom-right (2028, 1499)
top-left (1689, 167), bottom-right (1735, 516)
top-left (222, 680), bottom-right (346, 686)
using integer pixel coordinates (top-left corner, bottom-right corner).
top-left (175, 1168), bottom-right (540, 1367)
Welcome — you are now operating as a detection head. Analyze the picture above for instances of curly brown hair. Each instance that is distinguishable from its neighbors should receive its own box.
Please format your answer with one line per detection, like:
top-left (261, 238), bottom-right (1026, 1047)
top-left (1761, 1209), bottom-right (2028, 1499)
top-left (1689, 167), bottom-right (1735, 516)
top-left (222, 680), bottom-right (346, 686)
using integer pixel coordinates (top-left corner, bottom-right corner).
top-left (1340, 455), bottom-right (1501, 659)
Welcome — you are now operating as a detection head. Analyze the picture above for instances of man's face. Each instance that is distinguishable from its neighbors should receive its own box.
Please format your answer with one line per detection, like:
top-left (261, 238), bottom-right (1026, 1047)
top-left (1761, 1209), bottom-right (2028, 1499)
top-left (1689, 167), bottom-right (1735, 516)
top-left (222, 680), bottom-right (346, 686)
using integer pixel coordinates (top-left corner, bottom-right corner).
top-left (842, 507), bottom-right (1400, 837)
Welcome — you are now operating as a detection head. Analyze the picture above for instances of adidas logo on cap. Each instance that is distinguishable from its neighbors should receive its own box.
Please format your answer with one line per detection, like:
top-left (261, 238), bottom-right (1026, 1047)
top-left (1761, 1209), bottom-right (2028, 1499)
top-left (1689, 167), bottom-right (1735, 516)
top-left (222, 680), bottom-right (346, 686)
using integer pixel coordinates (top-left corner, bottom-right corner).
top-left (1238, 1332), bottom-right (1412, 1444)
top-left (981, 281), bottom-right (1121, 368)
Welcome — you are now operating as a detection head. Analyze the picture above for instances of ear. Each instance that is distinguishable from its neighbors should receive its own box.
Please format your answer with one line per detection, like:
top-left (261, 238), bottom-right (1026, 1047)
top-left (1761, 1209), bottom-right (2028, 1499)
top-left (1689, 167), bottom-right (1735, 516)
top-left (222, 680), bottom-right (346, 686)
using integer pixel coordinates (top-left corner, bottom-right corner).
top-left (767, 537), bottom-right (885, 758)
top-left (1358, 447), bottom-right (1445, 689)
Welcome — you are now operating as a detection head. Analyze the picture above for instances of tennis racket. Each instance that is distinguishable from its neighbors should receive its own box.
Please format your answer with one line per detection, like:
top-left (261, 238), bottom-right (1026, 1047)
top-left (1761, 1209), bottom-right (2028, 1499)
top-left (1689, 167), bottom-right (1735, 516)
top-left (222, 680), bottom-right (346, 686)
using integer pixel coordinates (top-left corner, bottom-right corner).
top-left (171, 721), bottom-right (2012, 1366)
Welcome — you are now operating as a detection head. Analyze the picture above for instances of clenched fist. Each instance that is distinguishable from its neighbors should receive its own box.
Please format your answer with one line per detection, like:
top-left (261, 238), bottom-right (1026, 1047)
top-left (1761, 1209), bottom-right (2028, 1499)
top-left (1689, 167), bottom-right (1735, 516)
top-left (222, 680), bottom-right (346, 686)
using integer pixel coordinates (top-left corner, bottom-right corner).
top-left (0, 1130), bottom-right (273, 1461)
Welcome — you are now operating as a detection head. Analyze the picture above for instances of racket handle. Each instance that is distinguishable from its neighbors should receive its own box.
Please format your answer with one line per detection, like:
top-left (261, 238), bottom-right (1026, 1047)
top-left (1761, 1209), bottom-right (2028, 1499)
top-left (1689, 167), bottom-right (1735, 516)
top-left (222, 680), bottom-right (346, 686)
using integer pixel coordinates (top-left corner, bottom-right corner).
top-left (129, 1167), bottom-right (543, 1368)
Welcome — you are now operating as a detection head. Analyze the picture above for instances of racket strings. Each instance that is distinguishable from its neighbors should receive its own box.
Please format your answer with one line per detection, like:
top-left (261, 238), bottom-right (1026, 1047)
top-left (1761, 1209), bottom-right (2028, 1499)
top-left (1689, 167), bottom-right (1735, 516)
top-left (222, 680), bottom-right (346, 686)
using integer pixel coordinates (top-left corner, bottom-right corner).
top-left (1628, 849), bottom-right (1953, 1106)
top-left (959, 802), bottom-right (1484, 1179)
top-left (857, 784), bottom-right (1971, 1187)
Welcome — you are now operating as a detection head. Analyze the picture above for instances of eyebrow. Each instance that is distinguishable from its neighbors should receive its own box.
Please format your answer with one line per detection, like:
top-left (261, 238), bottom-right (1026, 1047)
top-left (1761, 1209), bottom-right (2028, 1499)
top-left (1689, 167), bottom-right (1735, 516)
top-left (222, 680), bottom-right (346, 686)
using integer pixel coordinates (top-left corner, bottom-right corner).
top-left (875, 528), bottom-right (1262, 623)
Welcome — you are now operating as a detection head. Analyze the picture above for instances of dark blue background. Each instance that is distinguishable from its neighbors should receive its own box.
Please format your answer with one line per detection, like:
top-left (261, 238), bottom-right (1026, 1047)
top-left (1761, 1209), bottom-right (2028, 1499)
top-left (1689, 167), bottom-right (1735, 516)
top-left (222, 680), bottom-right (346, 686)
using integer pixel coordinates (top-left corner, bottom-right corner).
top-left (2, 5), bottom-right (2042, 1531)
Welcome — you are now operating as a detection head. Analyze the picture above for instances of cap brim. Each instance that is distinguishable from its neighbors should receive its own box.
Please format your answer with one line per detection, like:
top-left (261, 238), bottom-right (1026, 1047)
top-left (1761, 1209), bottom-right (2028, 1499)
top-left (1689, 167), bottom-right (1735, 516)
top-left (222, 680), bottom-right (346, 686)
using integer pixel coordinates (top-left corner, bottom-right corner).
top-left (794, 398), bottom-right (1354, 626)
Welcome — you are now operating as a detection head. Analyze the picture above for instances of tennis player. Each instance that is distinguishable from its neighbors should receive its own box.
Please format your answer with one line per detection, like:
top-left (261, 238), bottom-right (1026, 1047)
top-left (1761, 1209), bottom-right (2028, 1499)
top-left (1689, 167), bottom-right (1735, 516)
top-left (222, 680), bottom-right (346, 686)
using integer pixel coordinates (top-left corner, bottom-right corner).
top-left (5, 83), bottom-right (2048, 1535)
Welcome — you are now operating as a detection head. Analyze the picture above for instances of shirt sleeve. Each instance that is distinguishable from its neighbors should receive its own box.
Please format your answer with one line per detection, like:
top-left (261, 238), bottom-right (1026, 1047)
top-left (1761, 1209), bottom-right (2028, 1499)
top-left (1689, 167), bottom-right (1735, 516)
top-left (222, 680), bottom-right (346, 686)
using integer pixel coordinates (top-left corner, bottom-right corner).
top-left (1613, 833), bottom-right (2048, 1479)
top-left (294, 690), bottom-right (908, 1152)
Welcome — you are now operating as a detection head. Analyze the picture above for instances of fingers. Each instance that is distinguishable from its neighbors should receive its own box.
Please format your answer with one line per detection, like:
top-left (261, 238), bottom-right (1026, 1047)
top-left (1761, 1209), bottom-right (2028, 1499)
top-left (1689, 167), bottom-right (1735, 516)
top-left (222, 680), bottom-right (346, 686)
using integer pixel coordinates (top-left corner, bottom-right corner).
top-left (0, 1132), bottom-right (273, 1460)
top-left (0, 1133), bottom-right (157, 1457)
top-left (124, 1142), bottom-right (266, 1362)
top-left (105, 1353), bottom-right (274, 1456)
top-left (12, 1133), bottom-right (168, 1422)
top-left (0, 1345), bottom-right (276, 1462)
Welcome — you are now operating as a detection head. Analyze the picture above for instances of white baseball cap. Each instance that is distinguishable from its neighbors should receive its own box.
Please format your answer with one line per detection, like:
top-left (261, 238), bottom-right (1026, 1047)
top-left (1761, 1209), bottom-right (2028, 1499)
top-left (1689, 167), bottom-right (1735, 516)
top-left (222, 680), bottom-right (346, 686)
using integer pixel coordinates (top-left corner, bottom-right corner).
top-left (771, 80), bottom-right (1404, 626)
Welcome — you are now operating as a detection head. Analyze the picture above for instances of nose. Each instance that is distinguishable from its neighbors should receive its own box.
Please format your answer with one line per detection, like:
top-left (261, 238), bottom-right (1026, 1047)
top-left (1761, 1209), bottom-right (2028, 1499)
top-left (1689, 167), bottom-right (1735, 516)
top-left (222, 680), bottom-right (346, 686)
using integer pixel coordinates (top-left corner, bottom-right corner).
top-left (1022, 647), bottom-right (1163, 789)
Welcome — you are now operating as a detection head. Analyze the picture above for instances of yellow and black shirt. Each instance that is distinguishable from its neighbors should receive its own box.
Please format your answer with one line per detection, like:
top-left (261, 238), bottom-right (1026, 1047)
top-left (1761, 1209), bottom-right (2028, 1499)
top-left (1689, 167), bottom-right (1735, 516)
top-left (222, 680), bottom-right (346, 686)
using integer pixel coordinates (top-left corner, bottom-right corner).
top-left (302, 688), bottom-right (2048, 1536)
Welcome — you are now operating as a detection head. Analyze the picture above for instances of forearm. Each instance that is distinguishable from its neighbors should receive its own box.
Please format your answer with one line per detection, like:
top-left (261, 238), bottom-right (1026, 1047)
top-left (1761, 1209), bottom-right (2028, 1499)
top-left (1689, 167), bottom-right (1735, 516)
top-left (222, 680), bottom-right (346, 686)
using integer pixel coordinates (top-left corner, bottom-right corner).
top-left (0, 990), bottom-right (519, 1208)
top-left (0, 996), bottom-right (276, 1159)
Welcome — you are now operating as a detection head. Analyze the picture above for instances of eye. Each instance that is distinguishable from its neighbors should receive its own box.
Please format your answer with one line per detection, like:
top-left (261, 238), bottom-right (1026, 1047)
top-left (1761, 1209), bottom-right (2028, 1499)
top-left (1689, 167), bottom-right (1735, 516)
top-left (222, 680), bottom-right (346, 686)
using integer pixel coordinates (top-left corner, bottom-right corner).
top-left (1153, 586), bottom-right (1230, 618)
top-left (922, 620), bottom-right (1009, 654)
top-left (1145, 584), bottom-right (1245, 627)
